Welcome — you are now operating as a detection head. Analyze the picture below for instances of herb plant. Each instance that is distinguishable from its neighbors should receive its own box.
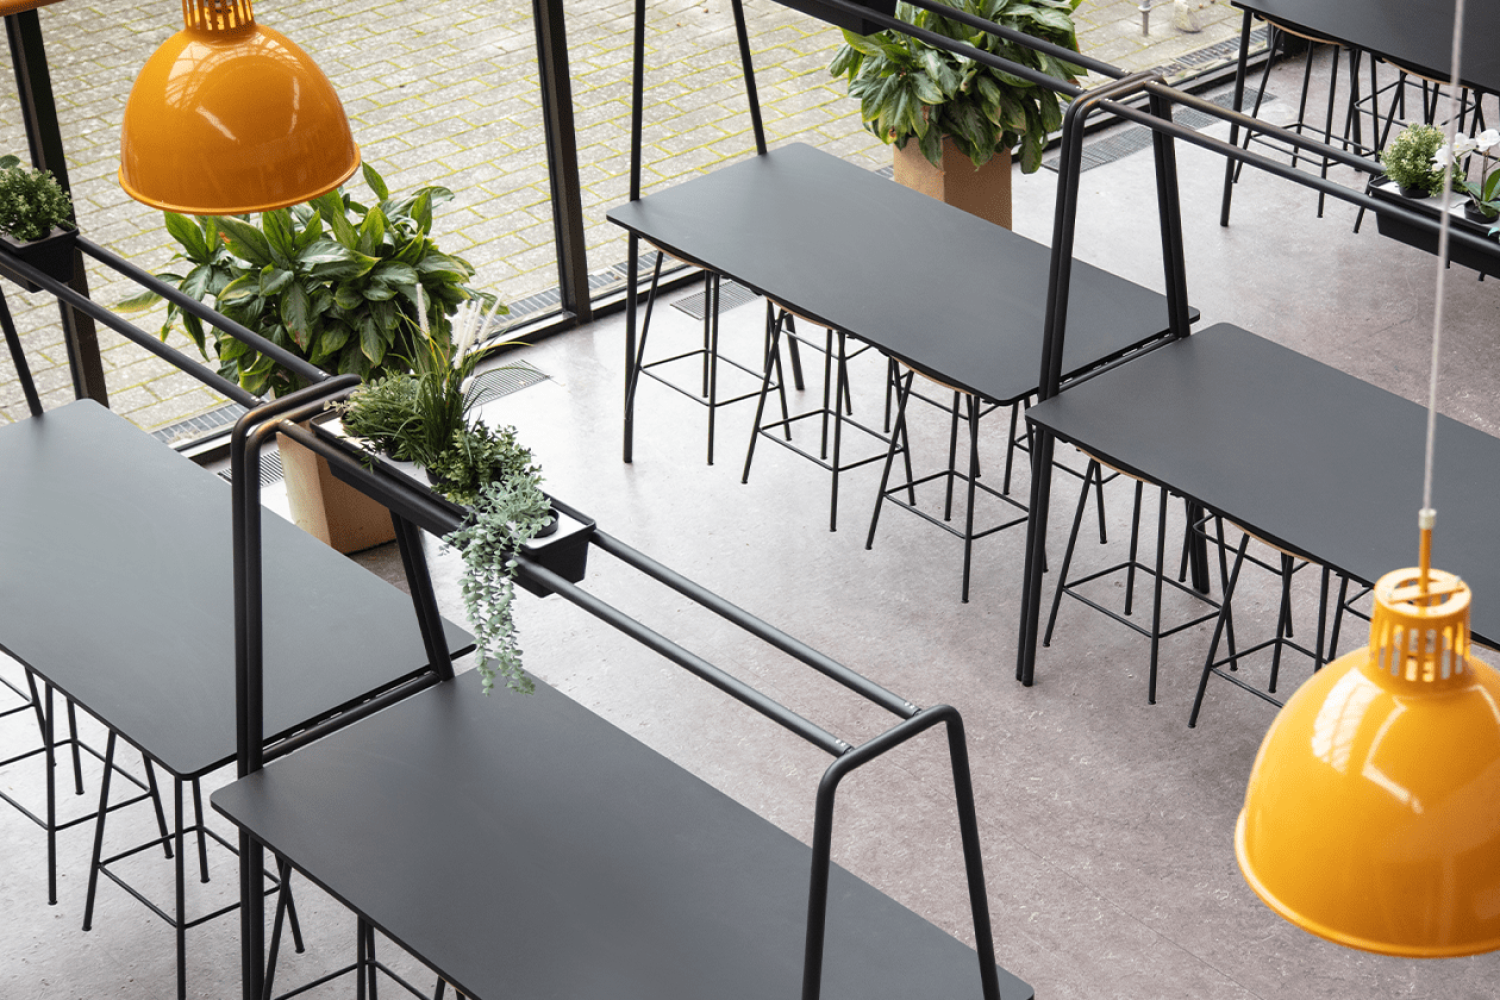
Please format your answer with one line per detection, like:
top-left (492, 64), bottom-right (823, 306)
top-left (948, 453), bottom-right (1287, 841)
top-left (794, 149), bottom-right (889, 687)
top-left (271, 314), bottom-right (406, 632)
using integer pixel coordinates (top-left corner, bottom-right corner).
top-left (1382, 124), bottom-right (1447, 196)
top-left (0, 154), bottom-right (73, 242)
top-left (119, 162), bottom-right (488, 397)
top-left (445, 471), bottom-right (553, 694)
top-left (828, 0), bottom-right (1084, 173)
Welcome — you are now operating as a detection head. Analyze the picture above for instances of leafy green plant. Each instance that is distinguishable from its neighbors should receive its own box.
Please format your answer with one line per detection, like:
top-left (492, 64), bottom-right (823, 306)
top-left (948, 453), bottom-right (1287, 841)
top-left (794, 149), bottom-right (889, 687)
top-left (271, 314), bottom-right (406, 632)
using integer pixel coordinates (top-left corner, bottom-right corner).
top-left (0, 154), bottom-right (73, 242)
top-left (445, 471), bottom-right (552, 694)
top-left (335, 294), bottom-right (506, 465)
top-left (119, 162), bottom-right (488, 397)
top-left (426, 422), bottom-right (539, 507)
top-left (1382, 124), bottom-right (1447, 196)
top-left (828, 0), bottom-right (1084, 173)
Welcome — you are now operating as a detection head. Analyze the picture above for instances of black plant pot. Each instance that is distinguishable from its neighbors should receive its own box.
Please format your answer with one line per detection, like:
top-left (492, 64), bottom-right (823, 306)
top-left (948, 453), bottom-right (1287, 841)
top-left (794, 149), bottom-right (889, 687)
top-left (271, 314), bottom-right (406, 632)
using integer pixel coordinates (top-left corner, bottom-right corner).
top-left (0, 226), bottom-right (76, 293)
top-left (1463, 200), bottom-right (1499, 226)
top-left (1396, 182), bottom-right (1430, 200)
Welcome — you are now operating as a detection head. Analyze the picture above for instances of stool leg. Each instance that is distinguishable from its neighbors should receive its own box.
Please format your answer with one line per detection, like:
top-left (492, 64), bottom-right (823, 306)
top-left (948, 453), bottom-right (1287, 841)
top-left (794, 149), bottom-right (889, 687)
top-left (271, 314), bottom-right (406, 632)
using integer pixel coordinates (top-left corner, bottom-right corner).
top-left (766, 311), bottom-right (793, 441)
top-left (742, 312), bottom-right (782, 485)
top-left (1002, 400), bottom-right (1020, 496)
top-left (960, 392), bottom-right (980, 603)
top-left (65, 697), bottom-right (83, 795)
top-left (1148, 486), bottom-right (1168, 705)
top-left (829, 332), bottom-right (849, 532)
top-left (1190, 532), bottom-right (1252, 727)
top-left (1268, 552), bottom-right (1295, 694)
top-left (43, 683), bottom-right (57, 905)
top-left (1328, 574), bottom-right (1352, 659)
top-left (1042, 461), bottom-right (1098, 648)
top-left (1314, 565), bottom-right (1331, 670)
top-left (357, 919), bottom-right (369, 1000)
top-left (191, 778), bottom-right (210, 883)
top-left (144, 758), bottom-right (174, 858)
top-left (1124, 481), bottom-right (1144, 617)
top-left (705, 273), bottom-right (721, 466)
top-left (174, 777), bottom-right (187, 1000)
top-left (819, 325), bottom-right (833, 461)
top-left (866, 370), bottom-right (915, 551)
top-left (83, 729), bottom-right (118, 931)
top-left (1094, 458), bottom-right (1109, 545)
top-left (943, 390), bottom-right (961, 522)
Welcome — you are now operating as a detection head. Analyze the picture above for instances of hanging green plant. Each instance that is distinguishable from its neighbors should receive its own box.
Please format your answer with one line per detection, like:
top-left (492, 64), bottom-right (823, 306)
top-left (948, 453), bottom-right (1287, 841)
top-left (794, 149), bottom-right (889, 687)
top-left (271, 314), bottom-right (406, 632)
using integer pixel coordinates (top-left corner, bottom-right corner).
top-left (828, 0), bottom-right (1084, 173)
top-left (445, 472), bottom-right (553, 695)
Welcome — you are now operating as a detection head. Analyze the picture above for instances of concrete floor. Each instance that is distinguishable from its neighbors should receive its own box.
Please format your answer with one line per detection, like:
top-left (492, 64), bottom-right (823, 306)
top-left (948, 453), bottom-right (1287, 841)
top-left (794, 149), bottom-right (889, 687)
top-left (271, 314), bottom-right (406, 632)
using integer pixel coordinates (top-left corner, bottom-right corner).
top-left (4, 56), bottom-right (1500, 1000)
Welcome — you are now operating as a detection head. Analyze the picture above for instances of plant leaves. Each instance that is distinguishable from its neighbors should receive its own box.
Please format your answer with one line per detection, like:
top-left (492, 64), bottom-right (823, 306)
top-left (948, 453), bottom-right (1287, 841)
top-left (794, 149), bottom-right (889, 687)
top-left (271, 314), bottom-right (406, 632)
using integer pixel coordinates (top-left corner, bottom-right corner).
top-left (362, 162), bottom-right (390, 202)
top-left (164, 212), bottom-right (209, 260)
top-left (217, 216), bottom-right (274, 268)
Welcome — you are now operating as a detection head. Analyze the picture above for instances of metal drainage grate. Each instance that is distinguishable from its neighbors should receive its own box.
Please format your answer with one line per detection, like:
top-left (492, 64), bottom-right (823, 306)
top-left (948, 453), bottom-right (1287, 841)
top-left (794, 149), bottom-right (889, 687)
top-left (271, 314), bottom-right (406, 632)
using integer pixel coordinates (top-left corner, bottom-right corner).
top-left (218, 449), bottom-right (283, 487)
top-left (464, 360), bottom-right (551, 408)
top-left (1042, 87), bottom-right (1276, 173)
top-left (154, 400), bottom-right (250, 447)
top-left (671, 278), bottom-right (760, 320)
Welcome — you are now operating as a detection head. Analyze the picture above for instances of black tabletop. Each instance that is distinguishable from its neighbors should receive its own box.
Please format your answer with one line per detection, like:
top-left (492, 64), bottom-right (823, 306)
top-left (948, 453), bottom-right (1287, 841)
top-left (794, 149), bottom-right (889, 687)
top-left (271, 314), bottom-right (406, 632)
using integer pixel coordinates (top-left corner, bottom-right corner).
top-left (213, 677), bottom-right (1033, 1000)
top-left (1026, 324), bottom-right (1500, 647)
top-left (1232, 0), bottom-right (1500, 94)
top-left (0, 400), bottom-right (468, 778)
top-left (608, 143), bottom-right (1181, 405)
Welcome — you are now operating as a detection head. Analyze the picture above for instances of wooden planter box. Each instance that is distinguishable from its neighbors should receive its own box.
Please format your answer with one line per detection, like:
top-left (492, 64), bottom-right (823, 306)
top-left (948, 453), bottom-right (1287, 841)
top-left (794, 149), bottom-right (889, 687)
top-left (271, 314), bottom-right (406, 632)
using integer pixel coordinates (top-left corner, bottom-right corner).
top-left (1368, 177), bottom-right (1500, 278)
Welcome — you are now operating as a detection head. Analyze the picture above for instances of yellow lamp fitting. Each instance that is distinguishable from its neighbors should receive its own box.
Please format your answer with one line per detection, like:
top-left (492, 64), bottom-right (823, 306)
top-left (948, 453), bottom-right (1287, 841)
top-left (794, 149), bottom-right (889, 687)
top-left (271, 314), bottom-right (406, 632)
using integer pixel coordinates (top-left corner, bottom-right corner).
top-left (1237, 566), bottom-right (1500, 957)
top-left (119, 0), bottom-right (360, 215)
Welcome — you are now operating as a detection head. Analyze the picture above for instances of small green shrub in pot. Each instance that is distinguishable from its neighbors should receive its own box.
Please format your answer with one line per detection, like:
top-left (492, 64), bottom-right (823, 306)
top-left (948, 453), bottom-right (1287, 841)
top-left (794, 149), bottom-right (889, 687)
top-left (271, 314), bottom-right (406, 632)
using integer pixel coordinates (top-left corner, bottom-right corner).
top-left (121, 163), bottom-right (489, 397)
top-left (828, 0), bottom-right (1085, 173)
top-left (0, 154), bottom-right (73, 242)
top-left (1382, 124), bottom-right (1447, 197)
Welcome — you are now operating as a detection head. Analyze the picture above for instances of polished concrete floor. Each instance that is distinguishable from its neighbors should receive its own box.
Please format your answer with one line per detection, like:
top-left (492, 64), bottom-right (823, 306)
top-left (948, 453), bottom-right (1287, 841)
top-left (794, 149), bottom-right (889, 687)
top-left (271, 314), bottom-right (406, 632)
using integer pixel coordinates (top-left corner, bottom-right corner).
top-left (4, 65), bottom-right (1500, 1000)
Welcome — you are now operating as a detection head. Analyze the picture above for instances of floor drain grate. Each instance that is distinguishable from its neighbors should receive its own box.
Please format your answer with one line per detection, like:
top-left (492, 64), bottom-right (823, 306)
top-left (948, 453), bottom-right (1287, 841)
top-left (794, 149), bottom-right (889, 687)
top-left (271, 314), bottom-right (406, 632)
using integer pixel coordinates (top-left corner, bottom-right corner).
top-left (1042, 87), bottom-right (1275, 173)
top-left (671, 278), bottom-right (760, 320)
top-left (218, 449), bottom-right (283, 487)
top-left (465, 360), bottom-right (551, 408)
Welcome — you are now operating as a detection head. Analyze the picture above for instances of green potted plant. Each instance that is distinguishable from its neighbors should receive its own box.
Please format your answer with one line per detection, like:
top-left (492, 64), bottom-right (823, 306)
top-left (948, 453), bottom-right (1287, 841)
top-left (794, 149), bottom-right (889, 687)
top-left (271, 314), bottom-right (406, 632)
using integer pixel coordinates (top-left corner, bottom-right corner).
top-left (0, 153), bottom-right (76, 292)
top-left (121, 163), bottom-right (492, 552)
top-left (1381, 123), bottom-right (1447, 198)
top-left (828, 0), bottom-right (1084, 228)
top-left (337, 295), bottom-right (552, 695)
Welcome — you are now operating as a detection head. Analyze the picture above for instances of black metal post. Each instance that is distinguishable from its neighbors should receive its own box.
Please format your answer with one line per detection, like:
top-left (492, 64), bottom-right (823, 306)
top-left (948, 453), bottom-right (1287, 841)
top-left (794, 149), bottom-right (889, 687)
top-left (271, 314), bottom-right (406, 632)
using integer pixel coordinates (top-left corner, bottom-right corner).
top-left (1018, 73), bottom-right (1157, 688)
top-left (0, 288), bottom-right (42, 416)
top-left (533, 0), bottom-right (591, 324)
top-left (391, 512), bottom-right (456, 682)
top-left (730, 0), bottom-right (767, 155)
top-left (1220, 10), bottom-right (1254, 227)
top-left (5, 9), bottom-right (107, 406)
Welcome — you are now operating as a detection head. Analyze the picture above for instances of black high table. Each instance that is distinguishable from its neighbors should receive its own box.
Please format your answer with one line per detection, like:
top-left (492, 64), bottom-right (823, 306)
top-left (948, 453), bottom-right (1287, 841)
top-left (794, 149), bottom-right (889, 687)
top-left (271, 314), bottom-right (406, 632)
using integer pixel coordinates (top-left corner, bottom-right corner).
top-left (1228, 0), bottom-right (1500, 91)
top-left (608, 142), bottom-right (1187, 446)
top-left (1019, 323), bottom-right (1500, 686)
top-left (0, 400), bottom-right (467, 997)
top-left (213, 674), bottom-right (1034, 1000)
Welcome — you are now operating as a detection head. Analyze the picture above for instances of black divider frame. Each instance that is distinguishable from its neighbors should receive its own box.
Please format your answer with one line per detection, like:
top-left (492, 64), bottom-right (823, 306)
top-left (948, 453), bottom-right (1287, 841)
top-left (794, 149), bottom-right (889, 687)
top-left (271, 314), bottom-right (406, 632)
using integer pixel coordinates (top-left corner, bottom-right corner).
top-left (746, 0), bottom-right (1495, 689)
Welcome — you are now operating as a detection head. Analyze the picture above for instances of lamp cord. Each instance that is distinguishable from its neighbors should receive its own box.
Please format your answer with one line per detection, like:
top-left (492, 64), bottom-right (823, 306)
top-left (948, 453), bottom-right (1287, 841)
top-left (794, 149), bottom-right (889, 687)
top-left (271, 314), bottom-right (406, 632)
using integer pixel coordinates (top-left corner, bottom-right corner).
top-left (1420, 0), bottom-right (1467, 593)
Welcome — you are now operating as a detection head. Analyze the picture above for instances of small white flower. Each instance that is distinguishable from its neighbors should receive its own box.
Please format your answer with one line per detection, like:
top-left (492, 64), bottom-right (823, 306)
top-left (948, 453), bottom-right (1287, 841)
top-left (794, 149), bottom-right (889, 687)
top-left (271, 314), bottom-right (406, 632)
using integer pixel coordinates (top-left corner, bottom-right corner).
top-left (1433, 144), bottom-right (1458, 168)
top-left (1476, 129), bottom-right (1500, 153)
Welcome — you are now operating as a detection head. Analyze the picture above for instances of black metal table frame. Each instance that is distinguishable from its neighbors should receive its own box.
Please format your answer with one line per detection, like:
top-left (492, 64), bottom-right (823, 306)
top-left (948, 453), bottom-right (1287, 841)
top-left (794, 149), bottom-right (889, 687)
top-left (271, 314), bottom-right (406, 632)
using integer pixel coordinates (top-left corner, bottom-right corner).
top-left (0, 239), bottom-right (463, 1000)
top-left (227, 379), bottom-right (1011, 1000)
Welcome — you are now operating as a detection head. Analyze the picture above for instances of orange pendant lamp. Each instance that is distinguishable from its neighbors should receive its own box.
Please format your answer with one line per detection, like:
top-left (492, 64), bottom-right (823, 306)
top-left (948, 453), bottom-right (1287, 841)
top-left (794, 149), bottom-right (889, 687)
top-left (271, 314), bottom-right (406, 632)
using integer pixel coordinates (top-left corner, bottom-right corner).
top-left (119, 0), bottom-right (359, 214)
top-left (1237, 543), bottom-right (1500, 957)
top-left (1236, 0), bottom-right (1500, 959)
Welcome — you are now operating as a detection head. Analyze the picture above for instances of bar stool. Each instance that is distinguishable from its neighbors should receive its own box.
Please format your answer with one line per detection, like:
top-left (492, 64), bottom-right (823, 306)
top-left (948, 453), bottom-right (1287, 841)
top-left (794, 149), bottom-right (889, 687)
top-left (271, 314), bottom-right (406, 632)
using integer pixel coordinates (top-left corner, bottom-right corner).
top-left (1222, 18), bottom-right (1363, 222)
top-left (866, 362), bottom-right (1026, 602)
top-left (630, 245), bottom-right (801, 465)
top-left (1043, 456), bottom-right (1221, 703)
top-left (1188, 520), bottom-right (1333, 727)
top-left (742, 301), bottom-right (889, 531)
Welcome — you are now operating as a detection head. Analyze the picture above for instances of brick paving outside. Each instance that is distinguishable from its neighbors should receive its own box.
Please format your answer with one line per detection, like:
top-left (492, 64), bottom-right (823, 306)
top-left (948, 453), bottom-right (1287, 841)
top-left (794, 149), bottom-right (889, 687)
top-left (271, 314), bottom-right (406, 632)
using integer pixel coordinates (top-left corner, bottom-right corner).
top-left (0, 0), bottom-right (1241, 434)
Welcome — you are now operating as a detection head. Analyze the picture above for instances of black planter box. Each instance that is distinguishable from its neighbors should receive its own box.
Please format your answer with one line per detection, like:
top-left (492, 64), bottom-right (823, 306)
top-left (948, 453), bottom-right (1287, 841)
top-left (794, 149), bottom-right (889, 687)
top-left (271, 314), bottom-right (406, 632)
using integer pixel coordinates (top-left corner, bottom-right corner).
top-left (0, 226), bottom-right (76, 293)
top-left (1368, 177), bottom-right (1500, 278)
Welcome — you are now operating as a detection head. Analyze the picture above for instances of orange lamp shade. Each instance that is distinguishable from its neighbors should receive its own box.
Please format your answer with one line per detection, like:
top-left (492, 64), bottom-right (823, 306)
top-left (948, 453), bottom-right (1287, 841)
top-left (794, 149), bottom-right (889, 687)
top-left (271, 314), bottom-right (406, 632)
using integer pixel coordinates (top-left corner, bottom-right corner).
top-left (119, 0), bottom-right (359, 215)
top-left (1237, 567), bottom-right (1500, 957)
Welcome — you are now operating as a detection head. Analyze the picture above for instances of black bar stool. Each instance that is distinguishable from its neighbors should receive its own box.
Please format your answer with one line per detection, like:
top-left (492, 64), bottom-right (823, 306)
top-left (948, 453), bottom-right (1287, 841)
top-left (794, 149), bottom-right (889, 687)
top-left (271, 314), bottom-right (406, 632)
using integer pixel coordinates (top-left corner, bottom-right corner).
top-left (866, 363), bottom-right (1026, 602)
top-left (743, 302), bottom-right (889, 531)
top-left (1188, 520), bottom-right (1334, 727)
top-left (629, 246), bottom-right (801, 465)
top-left (1043, 456), bottom-right (1221, 702)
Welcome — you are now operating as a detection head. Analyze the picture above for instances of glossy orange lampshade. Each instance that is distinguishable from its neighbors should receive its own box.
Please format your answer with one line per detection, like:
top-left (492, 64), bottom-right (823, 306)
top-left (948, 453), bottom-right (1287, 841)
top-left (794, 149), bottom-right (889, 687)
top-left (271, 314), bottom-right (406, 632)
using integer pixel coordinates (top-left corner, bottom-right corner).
top-left (1237, 567), bottom-right (1500, 957)
top-left (119, 0), bottom-right (359, 215)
